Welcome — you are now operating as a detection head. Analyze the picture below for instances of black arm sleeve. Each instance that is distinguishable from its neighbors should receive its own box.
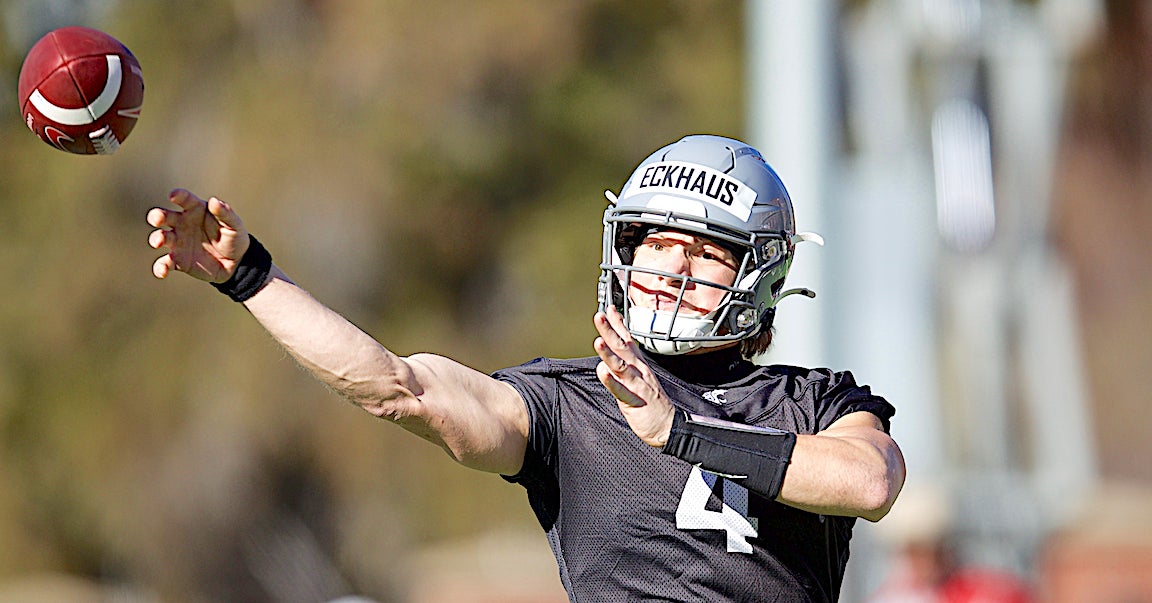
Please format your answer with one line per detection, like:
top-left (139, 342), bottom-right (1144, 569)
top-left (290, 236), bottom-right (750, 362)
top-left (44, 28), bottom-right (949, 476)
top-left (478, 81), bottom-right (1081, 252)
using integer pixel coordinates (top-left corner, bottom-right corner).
top-left (661, 410), bottom-right (796, 500)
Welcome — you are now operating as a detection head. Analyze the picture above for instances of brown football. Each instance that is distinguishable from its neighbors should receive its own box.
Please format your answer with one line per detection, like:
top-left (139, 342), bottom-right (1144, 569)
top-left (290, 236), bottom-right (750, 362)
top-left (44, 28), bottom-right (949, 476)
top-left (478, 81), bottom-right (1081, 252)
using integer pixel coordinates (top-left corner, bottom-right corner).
top-left (17, 26), bottom-right (144, 155)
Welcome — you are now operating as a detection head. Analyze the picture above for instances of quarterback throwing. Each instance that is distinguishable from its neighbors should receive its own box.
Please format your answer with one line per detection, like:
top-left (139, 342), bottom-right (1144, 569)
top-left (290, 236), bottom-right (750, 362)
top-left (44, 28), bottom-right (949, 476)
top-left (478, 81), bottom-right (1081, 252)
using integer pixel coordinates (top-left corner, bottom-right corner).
top-left (147, 134), bottom-right (905, 602)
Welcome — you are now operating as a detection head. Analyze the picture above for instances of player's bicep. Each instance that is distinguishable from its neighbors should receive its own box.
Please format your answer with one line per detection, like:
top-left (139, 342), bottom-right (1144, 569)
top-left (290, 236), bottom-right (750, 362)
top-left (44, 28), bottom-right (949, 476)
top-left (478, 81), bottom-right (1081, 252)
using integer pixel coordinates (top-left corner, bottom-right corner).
top-left (823, 410), bottom-right (885, 434)
top-left (814, 411), bottom-right (906, 519)
top-left (404, 353), bottom-right (529, 474)
top-left (818, 411), bottom-right (899, 462)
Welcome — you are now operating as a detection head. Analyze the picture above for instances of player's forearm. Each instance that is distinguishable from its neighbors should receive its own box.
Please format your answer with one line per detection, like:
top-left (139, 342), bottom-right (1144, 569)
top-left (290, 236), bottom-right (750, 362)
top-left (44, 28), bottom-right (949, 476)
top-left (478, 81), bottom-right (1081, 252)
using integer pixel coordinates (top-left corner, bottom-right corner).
top-left (779, 428), bottom-right (905, 522)
top-left (241, 265), bottom-right (421, 415)
top-left (237, 266), bottom-right (529, 475)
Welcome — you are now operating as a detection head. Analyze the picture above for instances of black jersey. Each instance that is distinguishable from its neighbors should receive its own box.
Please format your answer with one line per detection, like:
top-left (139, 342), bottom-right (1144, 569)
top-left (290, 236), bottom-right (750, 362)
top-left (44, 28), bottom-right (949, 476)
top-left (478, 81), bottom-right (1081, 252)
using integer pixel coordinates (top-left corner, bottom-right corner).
top-left (494, 351), bottom-right (895, 603)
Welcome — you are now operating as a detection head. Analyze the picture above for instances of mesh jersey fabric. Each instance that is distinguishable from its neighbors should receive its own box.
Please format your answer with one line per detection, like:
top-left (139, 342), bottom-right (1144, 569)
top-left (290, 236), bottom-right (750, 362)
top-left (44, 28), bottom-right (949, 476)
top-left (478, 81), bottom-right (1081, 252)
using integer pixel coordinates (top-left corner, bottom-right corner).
top-left (494, 353), bottom-right (895, 603)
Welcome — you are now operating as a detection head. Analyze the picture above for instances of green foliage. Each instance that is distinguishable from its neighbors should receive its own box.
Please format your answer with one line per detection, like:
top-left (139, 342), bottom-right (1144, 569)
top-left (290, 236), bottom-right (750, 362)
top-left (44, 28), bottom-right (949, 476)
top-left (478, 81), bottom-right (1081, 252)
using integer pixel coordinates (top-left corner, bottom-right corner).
top-left (0, 1), bottom-right (743, 599)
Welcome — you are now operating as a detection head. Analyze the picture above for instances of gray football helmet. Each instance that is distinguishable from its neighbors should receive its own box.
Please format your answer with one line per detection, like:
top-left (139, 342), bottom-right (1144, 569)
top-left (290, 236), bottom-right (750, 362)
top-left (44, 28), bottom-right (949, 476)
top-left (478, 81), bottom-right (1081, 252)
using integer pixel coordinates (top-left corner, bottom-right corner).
top-left (598, 134), bottom-right (822, 355)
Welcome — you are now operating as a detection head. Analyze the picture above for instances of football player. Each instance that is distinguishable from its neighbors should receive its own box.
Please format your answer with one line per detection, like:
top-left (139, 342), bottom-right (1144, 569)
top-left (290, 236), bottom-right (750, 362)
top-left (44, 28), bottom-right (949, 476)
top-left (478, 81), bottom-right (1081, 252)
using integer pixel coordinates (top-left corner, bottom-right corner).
top-left (147, 134), bottom-right (905, 602)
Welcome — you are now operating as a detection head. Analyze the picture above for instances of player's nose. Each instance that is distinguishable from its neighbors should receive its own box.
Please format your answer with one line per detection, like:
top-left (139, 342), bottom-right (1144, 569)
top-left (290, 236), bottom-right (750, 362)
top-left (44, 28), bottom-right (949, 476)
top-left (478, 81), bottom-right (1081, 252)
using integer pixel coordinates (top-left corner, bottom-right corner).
top-left (656, 245), bottom-right (692, 280)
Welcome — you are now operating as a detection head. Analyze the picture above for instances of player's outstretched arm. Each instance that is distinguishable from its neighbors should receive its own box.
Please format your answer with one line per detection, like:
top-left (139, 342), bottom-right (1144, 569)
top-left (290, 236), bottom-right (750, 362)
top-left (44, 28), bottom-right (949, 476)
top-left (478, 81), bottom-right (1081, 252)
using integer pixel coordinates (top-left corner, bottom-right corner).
top-left (146, 190), bottom-right (529, 475)
top-left (242, 270), bottom-right (529, 473)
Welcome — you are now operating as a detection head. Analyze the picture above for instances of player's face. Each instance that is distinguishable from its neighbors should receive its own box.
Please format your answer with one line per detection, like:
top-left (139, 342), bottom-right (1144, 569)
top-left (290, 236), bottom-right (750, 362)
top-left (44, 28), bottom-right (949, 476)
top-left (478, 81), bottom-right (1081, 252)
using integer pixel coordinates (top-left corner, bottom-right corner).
top-left (628, 230), bottom-right (739, 316)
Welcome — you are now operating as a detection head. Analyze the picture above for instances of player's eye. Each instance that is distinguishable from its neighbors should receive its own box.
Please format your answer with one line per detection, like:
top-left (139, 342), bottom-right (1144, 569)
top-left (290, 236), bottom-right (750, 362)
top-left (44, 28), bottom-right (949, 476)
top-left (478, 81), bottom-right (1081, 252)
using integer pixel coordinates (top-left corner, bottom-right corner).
top-left (699, 248), bottom-right (728, 262)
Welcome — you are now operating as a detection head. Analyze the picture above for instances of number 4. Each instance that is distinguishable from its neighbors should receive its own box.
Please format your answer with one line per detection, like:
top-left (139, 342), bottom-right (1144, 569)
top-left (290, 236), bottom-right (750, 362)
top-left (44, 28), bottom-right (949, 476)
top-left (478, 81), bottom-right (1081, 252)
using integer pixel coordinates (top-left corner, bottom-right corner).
top-left (676, 466), bottom-right (758, 553)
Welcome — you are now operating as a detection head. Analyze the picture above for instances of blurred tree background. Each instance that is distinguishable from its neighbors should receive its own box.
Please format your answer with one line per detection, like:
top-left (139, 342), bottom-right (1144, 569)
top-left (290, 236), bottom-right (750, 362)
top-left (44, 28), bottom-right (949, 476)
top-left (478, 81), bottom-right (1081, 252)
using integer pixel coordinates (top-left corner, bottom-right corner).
top-left (2, 1), bottom-right (1152, 602)
top-left (0, 1), bottom-right (744, 600)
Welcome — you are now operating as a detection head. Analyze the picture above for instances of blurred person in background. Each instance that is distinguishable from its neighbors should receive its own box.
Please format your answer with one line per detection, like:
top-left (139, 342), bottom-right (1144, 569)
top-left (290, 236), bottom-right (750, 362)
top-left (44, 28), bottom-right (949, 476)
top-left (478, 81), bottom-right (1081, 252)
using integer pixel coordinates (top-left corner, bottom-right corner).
top-left (866, 485), bottom-right (1037, 603)
top-left (866, 485), bottom-right (957, 603)
top-left (146, 134), bottom-right (905, 602)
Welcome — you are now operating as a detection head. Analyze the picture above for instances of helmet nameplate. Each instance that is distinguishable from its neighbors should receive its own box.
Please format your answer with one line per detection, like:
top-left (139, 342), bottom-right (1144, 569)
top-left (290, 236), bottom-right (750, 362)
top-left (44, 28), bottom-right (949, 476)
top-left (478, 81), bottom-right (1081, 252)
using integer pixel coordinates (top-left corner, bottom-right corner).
top-left (621, 160), bottom-right (758, 221)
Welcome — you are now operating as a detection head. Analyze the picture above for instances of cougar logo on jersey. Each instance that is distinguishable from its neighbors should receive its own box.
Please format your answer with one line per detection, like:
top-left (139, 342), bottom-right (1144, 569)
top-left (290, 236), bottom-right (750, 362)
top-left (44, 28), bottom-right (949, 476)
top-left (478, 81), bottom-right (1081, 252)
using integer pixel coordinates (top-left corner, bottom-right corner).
top-left (622, 160), bottom-right (758, 221)
top-left (703, 389), bottom-right (728, 405)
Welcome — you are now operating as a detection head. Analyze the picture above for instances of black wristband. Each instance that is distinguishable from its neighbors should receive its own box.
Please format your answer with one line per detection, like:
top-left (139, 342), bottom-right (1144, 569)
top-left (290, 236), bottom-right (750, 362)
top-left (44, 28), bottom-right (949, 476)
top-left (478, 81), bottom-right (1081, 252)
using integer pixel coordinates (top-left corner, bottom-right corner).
top-left (662, 410), bottom-right (796, 500)
top-left (211, 235), bottom-right (273, 302)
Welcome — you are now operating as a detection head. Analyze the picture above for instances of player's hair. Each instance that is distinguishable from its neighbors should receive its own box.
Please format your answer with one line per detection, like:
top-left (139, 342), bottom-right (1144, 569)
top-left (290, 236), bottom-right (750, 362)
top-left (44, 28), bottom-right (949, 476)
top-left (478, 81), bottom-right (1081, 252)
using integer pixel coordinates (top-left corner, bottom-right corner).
top-left (740, 327), bottom-right (773, 358)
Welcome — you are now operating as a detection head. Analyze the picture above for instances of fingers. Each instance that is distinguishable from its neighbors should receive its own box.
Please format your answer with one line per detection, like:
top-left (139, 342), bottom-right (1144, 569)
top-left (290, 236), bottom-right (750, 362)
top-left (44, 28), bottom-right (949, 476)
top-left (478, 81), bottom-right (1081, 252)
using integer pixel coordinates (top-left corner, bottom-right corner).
top-left (146, 207), bottom-right (168, 228)
top-left (604, 304), bottom-right (630, 335)
top-left (148, 228), bottom-right (170, 250)
top-left (594, 308), bottom-right (632, 349)
top-left (594, 307), bottom-right (640, 367)
top-left (149, 189), bottom-right (241, 282)
top-left (148, 199), bottom-right (179, 279)
top-left (152, 254), bottom-right (174, 279)
top-left (594, 328), bottom-right (626, 381)
top-left (146, 189), bottom-right (203, 230)
top-left (596, 359), bottom-right (643, 407)
top-left (152, 190), bottom-right (242, 232)
top-left (207, 196), bottom-right (245, 232)
top-left (594, 307), bottom-right (650, 408)
top-left (168, 188), bottom-right (205, 211)
top-left (595, 307), bottom-right (674, 446)
top-left (593, 315), bottom-right (625, 368)
top-left (593, 313), bottom-right (629, 375)
top-left (594, 335), bottom-right (628, 374)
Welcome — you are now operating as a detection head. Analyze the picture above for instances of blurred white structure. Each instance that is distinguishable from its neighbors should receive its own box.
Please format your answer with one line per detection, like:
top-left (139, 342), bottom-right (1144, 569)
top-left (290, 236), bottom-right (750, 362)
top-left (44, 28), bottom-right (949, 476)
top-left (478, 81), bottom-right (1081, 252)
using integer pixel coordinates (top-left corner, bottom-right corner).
top-left (747, 0), bottom-right (1101, 599)
top-left (748, 0), bottom-right (836, 370)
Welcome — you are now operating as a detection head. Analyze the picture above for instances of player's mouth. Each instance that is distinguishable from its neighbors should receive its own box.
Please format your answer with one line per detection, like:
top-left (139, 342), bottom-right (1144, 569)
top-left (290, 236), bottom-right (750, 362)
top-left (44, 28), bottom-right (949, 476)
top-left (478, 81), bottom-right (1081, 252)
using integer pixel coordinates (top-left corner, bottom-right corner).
top-left (628, 283), bottom-right (711, 316)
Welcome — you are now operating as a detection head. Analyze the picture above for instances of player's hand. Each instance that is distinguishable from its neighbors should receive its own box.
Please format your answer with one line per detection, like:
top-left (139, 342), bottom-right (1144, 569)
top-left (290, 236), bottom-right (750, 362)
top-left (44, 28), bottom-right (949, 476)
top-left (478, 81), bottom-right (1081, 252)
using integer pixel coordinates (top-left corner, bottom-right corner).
top-left (594, 306), bottom-right (676, 448)
top-left (146, 189), bottom-right (249, 283)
